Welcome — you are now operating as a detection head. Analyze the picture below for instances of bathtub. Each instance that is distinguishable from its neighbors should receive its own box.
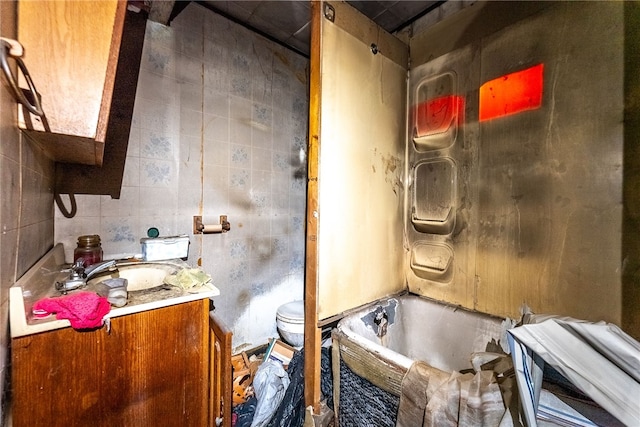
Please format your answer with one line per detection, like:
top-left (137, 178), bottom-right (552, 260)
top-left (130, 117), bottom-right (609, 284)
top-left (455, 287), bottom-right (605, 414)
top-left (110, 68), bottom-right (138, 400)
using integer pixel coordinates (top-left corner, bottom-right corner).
top-left (331, 293), bottom-right (511, 398)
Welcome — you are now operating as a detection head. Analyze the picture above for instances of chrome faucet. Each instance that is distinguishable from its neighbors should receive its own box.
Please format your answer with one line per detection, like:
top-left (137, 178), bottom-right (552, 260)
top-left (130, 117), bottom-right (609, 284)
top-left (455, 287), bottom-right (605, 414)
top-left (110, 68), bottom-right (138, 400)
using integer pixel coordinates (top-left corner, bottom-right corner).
top-left (55, 259), bottom-right (117, 293)
top-left (84, 259), bottom-right (117, 280)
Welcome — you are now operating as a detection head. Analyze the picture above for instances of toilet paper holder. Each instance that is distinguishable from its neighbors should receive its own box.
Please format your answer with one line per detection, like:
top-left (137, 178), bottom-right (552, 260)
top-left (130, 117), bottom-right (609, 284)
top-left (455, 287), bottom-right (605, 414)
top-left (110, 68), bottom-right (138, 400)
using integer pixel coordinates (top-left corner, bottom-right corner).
top-left (193, 215), bottom-right (231, 234)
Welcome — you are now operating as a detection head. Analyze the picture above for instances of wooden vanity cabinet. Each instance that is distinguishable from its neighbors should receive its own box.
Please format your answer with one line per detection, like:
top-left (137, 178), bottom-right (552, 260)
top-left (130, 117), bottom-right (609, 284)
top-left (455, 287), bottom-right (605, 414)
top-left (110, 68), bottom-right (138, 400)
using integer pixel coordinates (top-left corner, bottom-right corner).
top-left (11, 299), bottom-right (232, 427)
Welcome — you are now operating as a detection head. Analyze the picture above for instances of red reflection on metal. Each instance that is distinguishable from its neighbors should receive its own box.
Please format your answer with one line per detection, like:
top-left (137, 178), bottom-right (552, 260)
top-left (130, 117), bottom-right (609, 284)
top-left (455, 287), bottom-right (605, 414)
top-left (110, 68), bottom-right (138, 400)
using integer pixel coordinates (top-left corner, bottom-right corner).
top-left (479, 63), bottom-right (544, 122)
top-left (414, 95), bottom-right (465, 137)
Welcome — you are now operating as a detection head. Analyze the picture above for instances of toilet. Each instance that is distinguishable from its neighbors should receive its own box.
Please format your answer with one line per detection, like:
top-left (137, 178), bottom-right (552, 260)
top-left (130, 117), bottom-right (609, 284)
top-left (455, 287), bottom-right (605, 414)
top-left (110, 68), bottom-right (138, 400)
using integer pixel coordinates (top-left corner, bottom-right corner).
top-left (276, 300), bottom-right (304, 348)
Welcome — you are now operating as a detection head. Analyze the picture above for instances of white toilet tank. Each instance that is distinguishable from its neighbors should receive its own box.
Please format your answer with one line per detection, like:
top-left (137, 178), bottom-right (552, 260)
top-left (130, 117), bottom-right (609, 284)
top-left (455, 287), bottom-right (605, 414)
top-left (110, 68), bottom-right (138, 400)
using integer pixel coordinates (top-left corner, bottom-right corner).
top-left (276, 300), bottom-right (304, 347)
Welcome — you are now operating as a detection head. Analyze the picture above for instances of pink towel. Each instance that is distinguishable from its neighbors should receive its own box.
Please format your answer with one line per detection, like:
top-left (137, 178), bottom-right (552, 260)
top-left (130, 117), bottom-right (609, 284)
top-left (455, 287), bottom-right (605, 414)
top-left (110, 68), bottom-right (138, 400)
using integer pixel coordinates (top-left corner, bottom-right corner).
top-left (33, 291), bottom-right (110, 330)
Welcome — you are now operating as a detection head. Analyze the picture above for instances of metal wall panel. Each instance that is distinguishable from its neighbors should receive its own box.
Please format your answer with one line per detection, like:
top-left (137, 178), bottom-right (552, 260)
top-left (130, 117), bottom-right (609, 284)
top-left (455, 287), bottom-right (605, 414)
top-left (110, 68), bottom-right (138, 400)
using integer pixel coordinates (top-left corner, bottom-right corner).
top-left (476, 1), bottom-right (623, 322)
top-left (405, 44), bottom-right (480, 308)
top-left (316, 2), bottom-right (407, 320)
top-left (408, 1), bottom-right (625, 325)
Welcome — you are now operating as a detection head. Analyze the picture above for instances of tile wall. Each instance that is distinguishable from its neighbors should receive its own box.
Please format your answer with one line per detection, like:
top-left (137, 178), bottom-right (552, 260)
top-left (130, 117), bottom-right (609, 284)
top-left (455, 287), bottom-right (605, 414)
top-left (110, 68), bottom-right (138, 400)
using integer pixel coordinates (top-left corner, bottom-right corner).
top-left (54, 3), bottom-right (309, 352)
top-left (1, 1), bottom-right (56, 423)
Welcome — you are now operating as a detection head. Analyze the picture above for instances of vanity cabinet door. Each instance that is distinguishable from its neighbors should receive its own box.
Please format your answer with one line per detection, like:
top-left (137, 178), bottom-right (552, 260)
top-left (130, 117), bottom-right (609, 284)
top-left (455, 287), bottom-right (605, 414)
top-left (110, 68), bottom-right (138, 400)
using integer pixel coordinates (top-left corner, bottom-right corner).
top-left (210, 312), bottom-right (233, 427)
top-left (11, 299), bottom-right (210, 427)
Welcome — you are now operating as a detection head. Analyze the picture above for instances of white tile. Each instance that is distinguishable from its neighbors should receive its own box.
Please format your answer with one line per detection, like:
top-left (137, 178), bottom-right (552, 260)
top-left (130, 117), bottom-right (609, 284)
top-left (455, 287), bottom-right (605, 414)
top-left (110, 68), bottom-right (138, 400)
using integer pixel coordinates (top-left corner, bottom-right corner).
top-left (140, 42), bottom-right (176, 78)
top-left (229, 119), bottom-right (252, 146)
top-left (230, 96), bottom-right (253, 121)
top-left (204, 163), bottom-right (229, 190)
top-left (140, 128), bottom-right (176, 160)
top-left (204, 63), bottom-right (230, 92)
top-left (100, 187), bottom-right (140, 218)
top-left (203, 139), bottom-right (230, 167)
top-left (180, 107), bottom-right (203, 137)
top-left (139, 186), bottom-right (178, 217)
top-left (140, 158), bottom-right (178, 188)
top-left (203, 114), bottom-right (229, 142)
top-left (270, 216), bottom-right (290, 236)
top-left (250, 216), bottom-right (271, 239)
top-left (179, 81), bottom-right (204, 113)
top-left (74, 194), bottom-right (102, 218)
top-left (252, 126), bottom-right (273, 149)
top-left (137, 70), bottom-right (179, 105)
top-left (138, 99), bottom-right (180, 137)
top-left (101, 217), bottom-right (141, 256)
top-left (178, 26), bottom-right (203, 60)
top-left (127, 126), bottom-right (141, 157)
top-left (175, 53), bottom-right (204, 85)
top-left (229, 168), bottom-right (250, 190)
top-left (204, 89), bottom-right (230, 118)
top-left (249, 191), bottom-right (270, 217)
top-left (145, 20), bottom-right (176, 50)
top-left (203, 38), bottom-right (230, 67)
top-left (251, 147), bottom-right (272, 172)
top-left (249, 235), bottom-right (271, 260)
top-left (230, 76), bottom-right (252, 99)
top-left (203, 188), bottom-right (230, 215)
top-left (179, 135), bottom-right (203, 164)
top-left (230, 145), bottom-right (251, 168)
top-left (251, 169), bottom-right (272, 193)
top-left (122, 157), bottom-right (141, 188)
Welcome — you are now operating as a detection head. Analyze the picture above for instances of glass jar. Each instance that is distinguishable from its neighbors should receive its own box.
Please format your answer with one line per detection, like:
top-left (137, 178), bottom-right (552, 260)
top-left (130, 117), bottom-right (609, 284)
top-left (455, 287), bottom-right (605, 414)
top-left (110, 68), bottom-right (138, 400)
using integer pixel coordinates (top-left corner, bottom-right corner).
top-left (73, 235), bottom-right (103, 267)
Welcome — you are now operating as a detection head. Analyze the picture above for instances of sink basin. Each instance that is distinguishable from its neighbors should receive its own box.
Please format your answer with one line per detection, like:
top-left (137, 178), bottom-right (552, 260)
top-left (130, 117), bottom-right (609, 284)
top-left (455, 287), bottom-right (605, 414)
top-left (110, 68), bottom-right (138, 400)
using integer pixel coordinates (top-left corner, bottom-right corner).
top-left (87, 262), bottom-right (182, 292)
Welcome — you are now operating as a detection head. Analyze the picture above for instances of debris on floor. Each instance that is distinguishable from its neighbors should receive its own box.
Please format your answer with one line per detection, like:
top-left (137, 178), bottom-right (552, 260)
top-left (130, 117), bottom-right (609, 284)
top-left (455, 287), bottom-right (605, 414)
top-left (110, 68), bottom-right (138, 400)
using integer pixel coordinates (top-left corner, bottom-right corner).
top-left (232, 351), bottom-right (262, 406)
top-left (232, 345), bottom-right (334, 427)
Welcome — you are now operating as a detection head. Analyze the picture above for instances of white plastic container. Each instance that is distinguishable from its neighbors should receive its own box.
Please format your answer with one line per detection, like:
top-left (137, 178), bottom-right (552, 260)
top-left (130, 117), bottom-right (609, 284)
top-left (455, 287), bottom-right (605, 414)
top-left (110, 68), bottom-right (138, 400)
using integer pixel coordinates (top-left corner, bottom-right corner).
top-left (140, 235), bottom-right (190, 261)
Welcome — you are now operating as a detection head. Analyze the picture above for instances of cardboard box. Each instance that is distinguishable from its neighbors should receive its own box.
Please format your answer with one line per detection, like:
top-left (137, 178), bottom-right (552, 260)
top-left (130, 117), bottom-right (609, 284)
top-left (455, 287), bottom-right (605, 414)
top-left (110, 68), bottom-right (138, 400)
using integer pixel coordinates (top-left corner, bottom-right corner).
top-left (266, 339), bottom-right (296, 368)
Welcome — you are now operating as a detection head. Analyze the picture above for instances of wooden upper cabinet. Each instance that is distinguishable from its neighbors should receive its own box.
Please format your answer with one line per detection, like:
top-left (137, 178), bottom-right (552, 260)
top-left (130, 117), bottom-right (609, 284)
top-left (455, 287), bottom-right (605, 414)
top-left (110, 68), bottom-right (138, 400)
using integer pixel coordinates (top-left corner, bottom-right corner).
top-left (17, 0), bottom-right (147, 197)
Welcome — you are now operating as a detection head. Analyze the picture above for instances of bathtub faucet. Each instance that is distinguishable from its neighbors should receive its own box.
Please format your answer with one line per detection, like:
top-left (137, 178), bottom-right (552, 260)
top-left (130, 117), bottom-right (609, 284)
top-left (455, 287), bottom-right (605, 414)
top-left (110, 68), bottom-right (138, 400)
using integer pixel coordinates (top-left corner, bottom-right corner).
top-left (374, 310), bottom-right (388, 338)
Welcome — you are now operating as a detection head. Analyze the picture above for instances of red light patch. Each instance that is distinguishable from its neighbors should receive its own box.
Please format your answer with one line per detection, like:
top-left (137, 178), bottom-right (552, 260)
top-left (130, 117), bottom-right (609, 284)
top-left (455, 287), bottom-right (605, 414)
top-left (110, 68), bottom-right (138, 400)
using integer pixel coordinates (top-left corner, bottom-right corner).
top-left (414, 95), bottom-right (465, 137)
top-left (479, 63), bottom-right (544, 122)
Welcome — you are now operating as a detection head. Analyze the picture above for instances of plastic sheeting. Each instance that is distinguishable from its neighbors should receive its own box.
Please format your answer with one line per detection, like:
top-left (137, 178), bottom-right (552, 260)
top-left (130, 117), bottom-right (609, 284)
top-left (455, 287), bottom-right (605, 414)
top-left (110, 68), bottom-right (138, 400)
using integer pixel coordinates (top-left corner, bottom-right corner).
top-left (251, 360), bottom-right (290, 427)
top-left (233, 348), bottom-right (333, 427)
top-left (396, 362), bottom-right (508, 427)
top-left (508, 315), bottom-right (640, 426)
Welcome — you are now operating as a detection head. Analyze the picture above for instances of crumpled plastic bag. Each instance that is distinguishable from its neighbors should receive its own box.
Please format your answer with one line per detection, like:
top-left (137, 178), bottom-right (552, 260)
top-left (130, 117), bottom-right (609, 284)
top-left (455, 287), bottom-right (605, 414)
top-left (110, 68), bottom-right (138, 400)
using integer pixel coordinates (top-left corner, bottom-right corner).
top-left (163, 268), bottom-right (212, 290)
top-left (250, 359), bottom-right (290, 427)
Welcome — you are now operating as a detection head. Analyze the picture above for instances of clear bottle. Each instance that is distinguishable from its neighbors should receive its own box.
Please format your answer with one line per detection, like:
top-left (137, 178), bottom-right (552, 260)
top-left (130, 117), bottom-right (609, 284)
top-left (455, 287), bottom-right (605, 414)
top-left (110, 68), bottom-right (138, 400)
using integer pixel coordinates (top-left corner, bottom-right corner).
top-left (73, 235), bottom-right (103, 267)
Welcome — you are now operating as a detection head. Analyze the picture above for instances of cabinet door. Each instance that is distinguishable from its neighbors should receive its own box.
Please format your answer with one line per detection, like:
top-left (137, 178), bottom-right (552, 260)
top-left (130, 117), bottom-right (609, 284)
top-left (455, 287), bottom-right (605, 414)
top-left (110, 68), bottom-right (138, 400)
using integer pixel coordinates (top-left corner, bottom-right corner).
top-left (210, 313), bottom-right (233, 427)
top-left (17, 0), bottom-right (147, 199)
top-left (11, 299), bottom-right (210, 427)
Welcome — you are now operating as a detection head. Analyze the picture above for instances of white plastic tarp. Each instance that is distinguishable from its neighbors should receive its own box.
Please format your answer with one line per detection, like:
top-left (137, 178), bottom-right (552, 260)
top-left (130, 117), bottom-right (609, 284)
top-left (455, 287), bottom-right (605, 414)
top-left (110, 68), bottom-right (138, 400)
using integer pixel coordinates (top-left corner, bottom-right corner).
top-left (507, 315), bottom-right (640, 427)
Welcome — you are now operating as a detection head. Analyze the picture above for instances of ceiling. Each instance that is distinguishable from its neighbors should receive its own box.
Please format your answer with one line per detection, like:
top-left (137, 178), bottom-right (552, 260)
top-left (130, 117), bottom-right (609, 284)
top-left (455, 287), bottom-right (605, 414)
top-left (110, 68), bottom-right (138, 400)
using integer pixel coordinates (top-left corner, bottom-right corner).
top-left (151, 1), bottom-right (444, 57)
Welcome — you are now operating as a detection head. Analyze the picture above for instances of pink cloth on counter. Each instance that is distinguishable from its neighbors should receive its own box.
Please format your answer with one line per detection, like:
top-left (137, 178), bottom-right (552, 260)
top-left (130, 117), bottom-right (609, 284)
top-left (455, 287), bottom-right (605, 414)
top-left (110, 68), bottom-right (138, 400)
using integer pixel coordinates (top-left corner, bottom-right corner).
top-left (32, 291), bottom-right (110, 330)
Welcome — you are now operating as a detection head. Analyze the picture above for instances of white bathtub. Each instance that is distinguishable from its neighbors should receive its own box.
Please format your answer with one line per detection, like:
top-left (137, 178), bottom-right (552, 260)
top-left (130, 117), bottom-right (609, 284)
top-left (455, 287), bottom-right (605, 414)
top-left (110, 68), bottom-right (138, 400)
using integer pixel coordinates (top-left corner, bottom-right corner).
top-left (332, 293), bottom-right (511, 397)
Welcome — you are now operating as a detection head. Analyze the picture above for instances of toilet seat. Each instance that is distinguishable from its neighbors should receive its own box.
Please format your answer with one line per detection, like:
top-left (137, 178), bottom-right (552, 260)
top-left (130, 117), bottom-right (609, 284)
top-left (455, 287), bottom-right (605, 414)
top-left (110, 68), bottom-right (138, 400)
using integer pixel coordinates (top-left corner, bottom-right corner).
top-left (276, 300), bottom-right (304, 323)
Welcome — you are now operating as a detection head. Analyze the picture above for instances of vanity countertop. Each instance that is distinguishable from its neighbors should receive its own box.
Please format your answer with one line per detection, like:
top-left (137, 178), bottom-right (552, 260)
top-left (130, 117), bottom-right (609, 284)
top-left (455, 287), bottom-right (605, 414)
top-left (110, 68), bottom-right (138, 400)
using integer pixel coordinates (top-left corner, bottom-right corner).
top-left (10, 243), bottom-right (220, 338)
